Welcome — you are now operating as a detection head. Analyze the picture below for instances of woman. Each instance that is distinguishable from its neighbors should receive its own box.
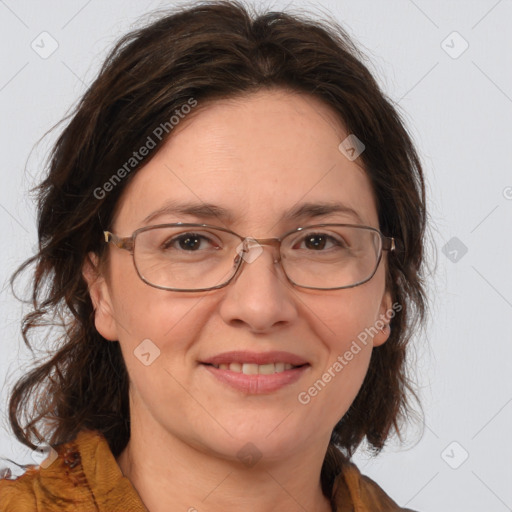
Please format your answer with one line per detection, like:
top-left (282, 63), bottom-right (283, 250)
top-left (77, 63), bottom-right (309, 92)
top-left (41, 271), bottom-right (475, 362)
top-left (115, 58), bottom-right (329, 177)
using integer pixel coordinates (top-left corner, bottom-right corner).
top-left (0, 1), bottom-right (428, 510)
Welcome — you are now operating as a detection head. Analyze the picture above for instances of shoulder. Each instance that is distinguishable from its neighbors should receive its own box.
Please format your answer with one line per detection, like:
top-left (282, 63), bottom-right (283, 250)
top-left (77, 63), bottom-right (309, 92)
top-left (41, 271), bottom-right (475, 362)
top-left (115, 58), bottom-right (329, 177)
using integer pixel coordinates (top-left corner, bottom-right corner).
top-left (0, 429), bottom-right (100, 511)
top-left (333, 458), bottom-right (418, 512)
top-left (0, 464), bottom-right (39, 511)
top-left (0, 429), bottom-right (146, 512)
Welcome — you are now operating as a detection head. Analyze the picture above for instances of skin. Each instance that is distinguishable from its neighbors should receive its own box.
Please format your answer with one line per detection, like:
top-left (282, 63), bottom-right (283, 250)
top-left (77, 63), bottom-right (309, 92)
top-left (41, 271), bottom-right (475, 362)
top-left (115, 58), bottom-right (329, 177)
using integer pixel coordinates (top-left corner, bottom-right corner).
top-left (83, 88), bottom-right (392, 512)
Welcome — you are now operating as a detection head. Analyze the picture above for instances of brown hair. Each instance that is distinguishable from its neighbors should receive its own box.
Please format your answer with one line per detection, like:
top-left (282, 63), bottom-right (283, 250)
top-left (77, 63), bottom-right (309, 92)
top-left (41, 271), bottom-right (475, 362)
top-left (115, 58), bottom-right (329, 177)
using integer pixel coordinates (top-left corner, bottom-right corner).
top-left (7, 0), bottom-right (429, 501)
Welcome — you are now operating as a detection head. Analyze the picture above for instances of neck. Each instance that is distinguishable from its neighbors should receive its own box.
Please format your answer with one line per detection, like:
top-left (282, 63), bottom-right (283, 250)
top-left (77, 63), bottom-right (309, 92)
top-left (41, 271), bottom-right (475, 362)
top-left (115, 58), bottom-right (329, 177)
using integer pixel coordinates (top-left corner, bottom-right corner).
top-left (116, 412), bottom-right (334, 512)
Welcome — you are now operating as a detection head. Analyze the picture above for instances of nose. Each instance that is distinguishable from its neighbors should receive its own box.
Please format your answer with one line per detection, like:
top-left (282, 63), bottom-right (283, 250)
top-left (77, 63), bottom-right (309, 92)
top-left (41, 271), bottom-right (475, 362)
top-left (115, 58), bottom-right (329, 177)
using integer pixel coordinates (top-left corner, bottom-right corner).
top-left (219, 237), bottom-right (298, 332)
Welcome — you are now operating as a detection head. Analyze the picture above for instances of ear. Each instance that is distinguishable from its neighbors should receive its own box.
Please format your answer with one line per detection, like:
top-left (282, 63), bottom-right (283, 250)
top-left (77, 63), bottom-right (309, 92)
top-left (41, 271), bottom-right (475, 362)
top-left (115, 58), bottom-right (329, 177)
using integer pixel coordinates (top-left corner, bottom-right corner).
top-left (372, 289), bottom-right (393, 347)
top-left (82, 252), bottom-right (118, 341)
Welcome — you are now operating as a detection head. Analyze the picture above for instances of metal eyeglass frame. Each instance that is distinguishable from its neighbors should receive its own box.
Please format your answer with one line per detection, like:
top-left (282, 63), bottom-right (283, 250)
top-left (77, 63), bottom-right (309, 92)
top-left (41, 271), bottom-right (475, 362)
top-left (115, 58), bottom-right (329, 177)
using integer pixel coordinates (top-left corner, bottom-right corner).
top-left (103, 222), bottom-right (398, 292)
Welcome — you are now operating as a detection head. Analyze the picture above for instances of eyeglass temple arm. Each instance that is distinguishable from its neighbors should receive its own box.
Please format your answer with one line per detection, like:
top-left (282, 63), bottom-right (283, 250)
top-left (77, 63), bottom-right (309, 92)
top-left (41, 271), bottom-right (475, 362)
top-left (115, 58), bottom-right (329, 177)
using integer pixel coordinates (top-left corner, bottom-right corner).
top-left (104, 231), bottom-right (134, 252)
top-left (383, 236), bottom-right (402, 252)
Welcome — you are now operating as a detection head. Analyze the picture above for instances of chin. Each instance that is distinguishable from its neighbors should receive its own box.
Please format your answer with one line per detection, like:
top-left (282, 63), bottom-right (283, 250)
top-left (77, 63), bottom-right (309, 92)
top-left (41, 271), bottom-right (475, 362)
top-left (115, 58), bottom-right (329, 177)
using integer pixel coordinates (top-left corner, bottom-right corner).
top-left (201, 417), bottom-right (310, 463)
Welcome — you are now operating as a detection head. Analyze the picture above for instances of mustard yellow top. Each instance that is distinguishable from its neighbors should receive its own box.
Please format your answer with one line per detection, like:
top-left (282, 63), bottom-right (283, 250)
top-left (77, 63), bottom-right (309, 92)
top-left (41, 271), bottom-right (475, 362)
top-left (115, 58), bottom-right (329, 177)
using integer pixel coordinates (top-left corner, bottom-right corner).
top-left (0, 429), bottom-right (415, 511)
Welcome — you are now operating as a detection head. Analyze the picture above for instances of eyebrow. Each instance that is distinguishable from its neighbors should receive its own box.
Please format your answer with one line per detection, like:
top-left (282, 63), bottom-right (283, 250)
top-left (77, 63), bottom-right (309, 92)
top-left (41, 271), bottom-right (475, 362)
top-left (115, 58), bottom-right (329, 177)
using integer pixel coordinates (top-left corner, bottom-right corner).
top-left (141, 199), bottom-right (366, 226)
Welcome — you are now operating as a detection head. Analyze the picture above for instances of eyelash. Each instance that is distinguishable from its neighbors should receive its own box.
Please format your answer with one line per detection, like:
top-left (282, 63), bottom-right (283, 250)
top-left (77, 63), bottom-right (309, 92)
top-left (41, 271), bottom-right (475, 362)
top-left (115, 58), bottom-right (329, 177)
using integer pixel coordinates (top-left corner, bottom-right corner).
top-left (164, 232), bottom-right (345, 251)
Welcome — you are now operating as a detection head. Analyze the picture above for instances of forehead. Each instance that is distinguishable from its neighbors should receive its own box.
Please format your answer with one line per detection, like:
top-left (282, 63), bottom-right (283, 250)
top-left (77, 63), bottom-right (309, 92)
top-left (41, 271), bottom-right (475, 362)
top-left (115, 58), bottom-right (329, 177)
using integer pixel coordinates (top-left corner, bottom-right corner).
top-left (112, 88), bottom-right (379, 234)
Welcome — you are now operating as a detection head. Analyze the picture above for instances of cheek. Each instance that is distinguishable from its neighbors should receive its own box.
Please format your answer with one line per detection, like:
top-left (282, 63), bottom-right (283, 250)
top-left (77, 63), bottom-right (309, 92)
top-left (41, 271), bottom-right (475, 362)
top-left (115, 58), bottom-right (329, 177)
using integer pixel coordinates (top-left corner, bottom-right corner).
top-left (112, 293), bottom-right (216, 428)
top-left (298, 315), bottom-right (374, 431)
top-left (295, 289), bottom-right (382, 424)
top-left (114, 292), bottom-right (215, 366)
top-left (303, 283), bottom-right (384, 353)
top-left (108, 252), bottom-right (209, 344)
top-left (110, 282), bottom-right (219, 407)
top-left (111, 293), bottom-right (226, 447)
top-left (107, 252), bottom-right (220, 392)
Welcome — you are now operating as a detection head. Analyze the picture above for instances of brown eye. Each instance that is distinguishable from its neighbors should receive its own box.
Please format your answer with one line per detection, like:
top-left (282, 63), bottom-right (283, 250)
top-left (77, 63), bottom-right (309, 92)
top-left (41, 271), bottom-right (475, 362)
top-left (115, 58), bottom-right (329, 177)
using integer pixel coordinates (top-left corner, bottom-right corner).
top-left (161, 232), bottom-right (219, 251)
top-left (296, 233), bottom-right (345, 251)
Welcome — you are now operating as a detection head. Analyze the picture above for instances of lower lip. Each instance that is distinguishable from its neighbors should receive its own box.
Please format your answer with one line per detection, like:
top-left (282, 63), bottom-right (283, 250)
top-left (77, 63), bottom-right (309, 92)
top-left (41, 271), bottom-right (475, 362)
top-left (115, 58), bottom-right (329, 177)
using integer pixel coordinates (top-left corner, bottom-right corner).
top-left (201, 364), bottom-right (310, 394)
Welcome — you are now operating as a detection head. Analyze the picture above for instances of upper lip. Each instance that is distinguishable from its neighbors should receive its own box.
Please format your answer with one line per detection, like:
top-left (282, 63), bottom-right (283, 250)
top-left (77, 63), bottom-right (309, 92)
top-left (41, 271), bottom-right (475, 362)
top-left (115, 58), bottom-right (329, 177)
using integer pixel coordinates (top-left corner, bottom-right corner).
top-left (201, 351), bottom-right (309, 366)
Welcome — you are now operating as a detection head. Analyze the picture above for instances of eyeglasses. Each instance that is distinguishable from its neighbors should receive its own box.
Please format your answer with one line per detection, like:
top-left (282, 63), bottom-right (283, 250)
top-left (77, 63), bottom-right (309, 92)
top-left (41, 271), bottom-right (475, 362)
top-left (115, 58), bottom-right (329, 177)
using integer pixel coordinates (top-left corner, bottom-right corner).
top-left (103, 222), bottom-right (398, 292)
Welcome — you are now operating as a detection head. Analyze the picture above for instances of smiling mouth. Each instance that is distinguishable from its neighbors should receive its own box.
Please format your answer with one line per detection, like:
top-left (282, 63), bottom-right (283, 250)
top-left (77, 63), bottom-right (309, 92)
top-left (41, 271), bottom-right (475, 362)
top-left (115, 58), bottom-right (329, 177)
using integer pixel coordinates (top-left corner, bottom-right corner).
top-left (203, 362), bottom-right (308, 374)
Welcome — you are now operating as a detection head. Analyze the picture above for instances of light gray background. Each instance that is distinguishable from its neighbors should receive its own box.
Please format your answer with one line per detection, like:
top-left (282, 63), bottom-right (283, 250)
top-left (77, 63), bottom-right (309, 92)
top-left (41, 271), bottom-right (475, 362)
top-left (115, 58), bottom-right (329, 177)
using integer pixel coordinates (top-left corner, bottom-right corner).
top-left (0, 1), bottom-right (511, 511)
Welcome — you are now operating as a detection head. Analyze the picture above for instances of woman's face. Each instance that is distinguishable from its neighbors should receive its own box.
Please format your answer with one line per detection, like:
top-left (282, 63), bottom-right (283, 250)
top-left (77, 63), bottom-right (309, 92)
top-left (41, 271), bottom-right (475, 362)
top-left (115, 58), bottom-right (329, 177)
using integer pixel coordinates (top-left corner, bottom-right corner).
top-left (86, 88), bottom-right (392, 462)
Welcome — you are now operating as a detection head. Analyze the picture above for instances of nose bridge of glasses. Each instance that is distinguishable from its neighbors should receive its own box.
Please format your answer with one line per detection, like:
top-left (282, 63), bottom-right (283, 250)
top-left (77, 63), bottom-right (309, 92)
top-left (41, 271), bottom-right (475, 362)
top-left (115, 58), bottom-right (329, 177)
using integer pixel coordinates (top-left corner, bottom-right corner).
top-left (251, 237), bottom-right (281, 248)
top-left (238, 236), bottom-right (282, 264)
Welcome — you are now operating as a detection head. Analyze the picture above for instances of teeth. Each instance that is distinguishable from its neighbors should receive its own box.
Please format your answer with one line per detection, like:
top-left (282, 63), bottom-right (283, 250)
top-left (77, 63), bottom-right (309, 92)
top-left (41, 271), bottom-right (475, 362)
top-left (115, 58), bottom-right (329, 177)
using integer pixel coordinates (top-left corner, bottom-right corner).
top-left (242, 363), bottom-right (259, 375)
top-left (212, 362), bottom-right (298, 374)
top-left (258, 363), bottom-right (275, 375)
top-left (229, 362), bottom-right (242, 372)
